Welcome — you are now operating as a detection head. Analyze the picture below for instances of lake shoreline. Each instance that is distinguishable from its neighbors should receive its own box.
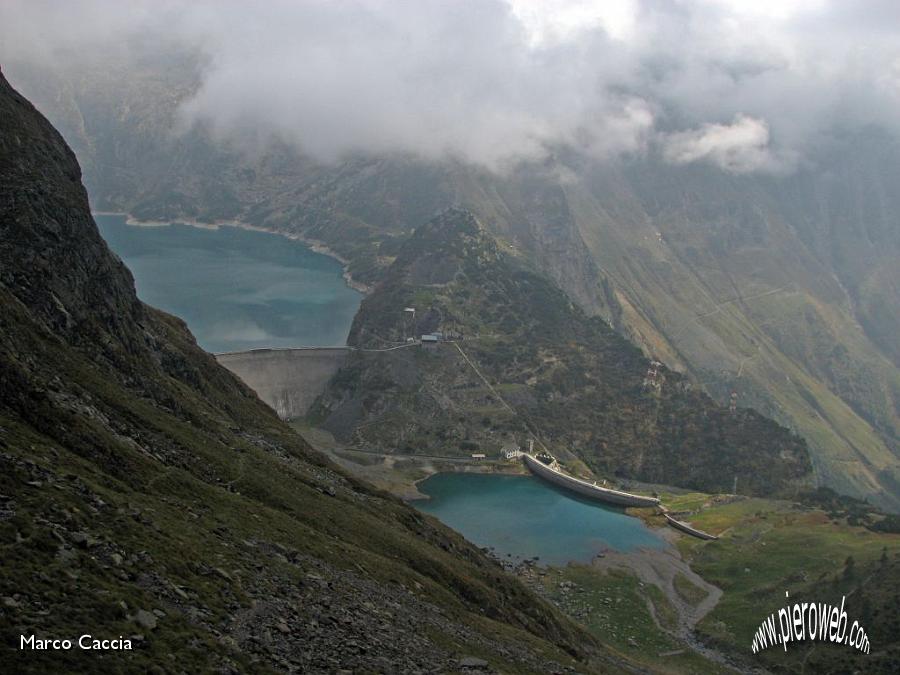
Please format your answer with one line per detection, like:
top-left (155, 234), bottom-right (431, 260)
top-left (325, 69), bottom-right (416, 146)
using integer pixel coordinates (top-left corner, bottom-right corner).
top-left (415, 471), bottom-right (667, 565)
top-left (92, 211), bottom-right (373, 295)
top-left (95, 213), bottom-right (363, 352)
top-left (288, 423), bottom-right (527, 500)
top-left (408, 461), bottom-right (527, 499)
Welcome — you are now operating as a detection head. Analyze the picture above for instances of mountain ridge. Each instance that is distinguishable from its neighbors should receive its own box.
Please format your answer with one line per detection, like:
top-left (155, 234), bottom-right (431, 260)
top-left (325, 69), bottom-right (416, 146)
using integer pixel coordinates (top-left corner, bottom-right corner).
top-left (311, 208), bottom-right (812, 497)
top-left (4, 54), bottom-right (898, 509)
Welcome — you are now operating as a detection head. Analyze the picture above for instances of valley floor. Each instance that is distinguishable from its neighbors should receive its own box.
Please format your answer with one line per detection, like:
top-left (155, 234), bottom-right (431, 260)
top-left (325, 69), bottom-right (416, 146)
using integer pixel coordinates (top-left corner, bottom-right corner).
top-left (292, 422), bottom-right (741, 672)
top-left (294, 421), bottom-right (900, 674)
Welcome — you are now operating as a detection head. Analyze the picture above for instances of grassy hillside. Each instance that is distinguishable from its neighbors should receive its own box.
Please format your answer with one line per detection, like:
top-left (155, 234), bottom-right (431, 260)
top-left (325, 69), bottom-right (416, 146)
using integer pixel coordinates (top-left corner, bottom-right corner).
top-left (565, 162), bottom-right (900, 510)
top-left (311, 210), bottom-right (810, 497)
top-left (661, 491), bottom-right (900, 672)
top-left (0, 69), bottom-right (620, 673)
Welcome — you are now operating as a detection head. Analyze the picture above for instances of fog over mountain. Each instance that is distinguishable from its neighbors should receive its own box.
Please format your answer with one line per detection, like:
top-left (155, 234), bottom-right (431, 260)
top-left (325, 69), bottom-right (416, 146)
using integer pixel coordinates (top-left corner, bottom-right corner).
top-left (5, 0), bottom-right (900, 170)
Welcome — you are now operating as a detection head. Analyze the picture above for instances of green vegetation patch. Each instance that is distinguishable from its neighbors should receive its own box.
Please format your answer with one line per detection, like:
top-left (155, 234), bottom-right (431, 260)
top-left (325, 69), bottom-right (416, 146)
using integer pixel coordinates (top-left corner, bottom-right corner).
top-left (537, 565), bottom-right (730, 674)
top-left (676, 496), bottom-right (900, 672)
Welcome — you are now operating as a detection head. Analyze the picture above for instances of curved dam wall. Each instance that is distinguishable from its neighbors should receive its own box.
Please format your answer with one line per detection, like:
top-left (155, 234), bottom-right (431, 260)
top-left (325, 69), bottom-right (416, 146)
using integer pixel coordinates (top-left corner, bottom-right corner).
top-left (215, 347), bottom-right (351, 420)
top-left (523, 454), bottom-right (660, 508)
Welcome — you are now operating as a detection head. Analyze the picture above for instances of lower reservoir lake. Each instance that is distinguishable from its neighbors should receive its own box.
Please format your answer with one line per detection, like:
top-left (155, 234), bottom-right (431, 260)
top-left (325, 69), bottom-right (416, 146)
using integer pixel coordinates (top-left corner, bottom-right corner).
top-left (96, 214), bottom-right (362, 353)
top-left (415, 473), bottom-right (665, 566)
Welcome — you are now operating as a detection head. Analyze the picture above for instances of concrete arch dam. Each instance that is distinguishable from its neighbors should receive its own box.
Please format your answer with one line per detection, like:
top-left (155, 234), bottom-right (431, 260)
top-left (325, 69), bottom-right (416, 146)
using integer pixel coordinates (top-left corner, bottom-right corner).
top-left (215, 347), bottom-right (352, 420)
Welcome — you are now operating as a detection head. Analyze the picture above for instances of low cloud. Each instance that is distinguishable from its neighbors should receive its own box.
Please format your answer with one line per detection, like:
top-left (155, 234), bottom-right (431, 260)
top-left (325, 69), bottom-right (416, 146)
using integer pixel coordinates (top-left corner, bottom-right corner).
top-left (171, 1), bottom-right (655, 169)
top-left (3, 1), bottom-right (900, 172)
top-left (661, 115), bottom-right (795, 174)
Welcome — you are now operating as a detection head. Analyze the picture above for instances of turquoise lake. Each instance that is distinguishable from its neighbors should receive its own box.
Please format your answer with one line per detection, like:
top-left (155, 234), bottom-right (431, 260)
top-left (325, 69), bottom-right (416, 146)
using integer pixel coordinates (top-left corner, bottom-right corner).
top-left (96, 215), bottom-right (362, 353)
top-left (414, 473), bottom-right (665, 566)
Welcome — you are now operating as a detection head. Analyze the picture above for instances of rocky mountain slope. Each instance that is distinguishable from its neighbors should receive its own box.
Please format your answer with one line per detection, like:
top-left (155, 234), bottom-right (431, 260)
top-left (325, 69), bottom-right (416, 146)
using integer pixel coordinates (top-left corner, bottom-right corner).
top-left (311, 209), bottom-right (811, 497)
top-left (0, 69), bottom-right (617, 673)
top-left (4, 53), bottom-right (898, 510)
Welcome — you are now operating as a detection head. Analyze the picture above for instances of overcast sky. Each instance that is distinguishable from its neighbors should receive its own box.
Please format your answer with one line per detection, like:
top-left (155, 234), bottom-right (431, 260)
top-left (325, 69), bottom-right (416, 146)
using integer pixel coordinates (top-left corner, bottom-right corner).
top-left (3, 0), bottom-right (900, 172)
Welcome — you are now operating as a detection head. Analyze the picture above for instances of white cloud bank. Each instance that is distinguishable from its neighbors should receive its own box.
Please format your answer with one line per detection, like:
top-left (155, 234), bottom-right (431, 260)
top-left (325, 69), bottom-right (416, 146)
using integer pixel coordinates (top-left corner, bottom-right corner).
top-left (2, 0), bottom-right (900, 172)
top-left (661, 115), bottom-right (796, 174)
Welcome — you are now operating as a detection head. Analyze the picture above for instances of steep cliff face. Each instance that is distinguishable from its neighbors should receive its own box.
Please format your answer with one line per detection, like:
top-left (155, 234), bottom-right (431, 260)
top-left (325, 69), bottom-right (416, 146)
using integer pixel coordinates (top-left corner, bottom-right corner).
top-left (5, 55), bottom-right (898, 509)
top-left (311, 210), bottom-right (811, 497)
top-left (564, 154), bottom-right (900, 508)
top-left (0, 70), bottom-right (608, 673)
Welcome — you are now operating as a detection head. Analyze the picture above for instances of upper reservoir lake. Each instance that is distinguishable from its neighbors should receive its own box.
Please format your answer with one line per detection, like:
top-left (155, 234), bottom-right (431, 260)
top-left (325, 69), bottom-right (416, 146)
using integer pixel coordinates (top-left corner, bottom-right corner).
top-left (96, 214), bottom-right (362, 353)
top-left (415, 473), bottom-right (665, 566)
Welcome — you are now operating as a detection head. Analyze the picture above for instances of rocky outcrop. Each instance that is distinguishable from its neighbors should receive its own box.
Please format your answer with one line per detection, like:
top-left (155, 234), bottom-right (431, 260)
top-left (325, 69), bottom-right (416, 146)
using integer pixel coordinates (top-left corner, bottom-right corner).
top-left (312, 210), bottom-right (811, 497)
